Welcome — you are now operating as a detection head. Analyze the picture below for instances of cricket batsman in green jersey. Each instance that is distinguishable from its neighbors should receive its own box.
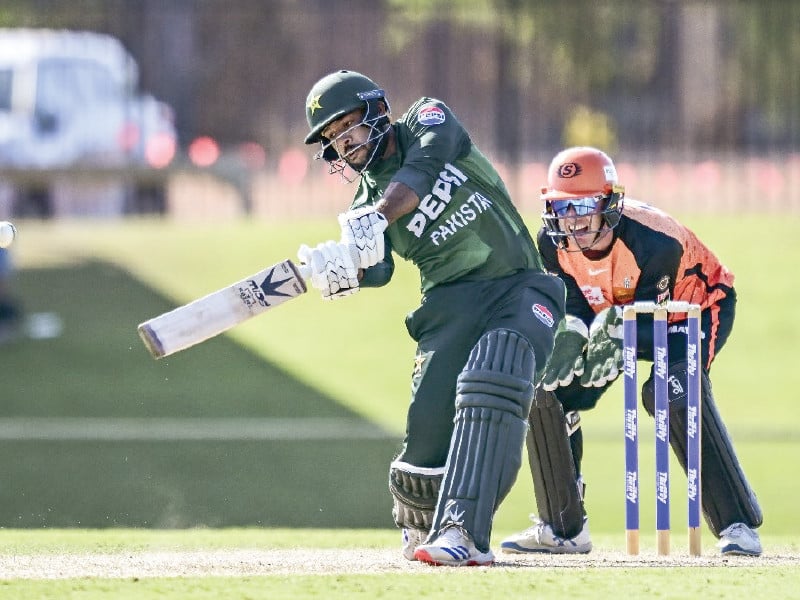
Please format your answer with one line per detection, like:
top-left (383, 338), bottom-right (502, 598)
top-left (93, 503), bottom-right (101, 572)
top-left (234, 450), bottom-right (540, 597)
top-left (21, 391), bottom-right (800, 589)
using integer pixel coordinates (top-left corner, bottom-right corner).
top-left (298, 70), bottom-right (566, 566)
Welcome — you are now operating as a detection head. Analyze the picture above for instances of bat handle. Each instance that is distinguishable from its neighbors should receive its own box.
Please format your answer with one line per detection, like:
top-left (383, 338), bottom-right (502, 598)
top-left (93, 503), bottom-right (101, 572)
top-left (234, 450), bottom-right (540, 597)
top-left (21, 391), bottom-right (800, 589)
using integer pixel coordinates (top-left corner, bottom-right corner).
top-left (296, 245), bottom-right (362, 282)
top-left (297, 264), bottom-right (312, 281)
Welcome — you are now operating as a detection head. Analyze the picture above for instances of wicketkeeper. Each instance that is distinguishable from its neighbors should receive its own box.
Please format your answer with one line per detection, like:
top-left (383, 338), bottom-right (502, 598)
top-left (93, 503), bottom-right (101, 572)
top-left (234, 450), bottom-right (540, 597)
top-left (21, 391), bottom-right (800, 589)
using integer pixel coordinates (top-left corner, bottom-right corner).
top-left (299, 70), bottom-right (566, 566)
top-left (501, 146), bottom-right (763, 557)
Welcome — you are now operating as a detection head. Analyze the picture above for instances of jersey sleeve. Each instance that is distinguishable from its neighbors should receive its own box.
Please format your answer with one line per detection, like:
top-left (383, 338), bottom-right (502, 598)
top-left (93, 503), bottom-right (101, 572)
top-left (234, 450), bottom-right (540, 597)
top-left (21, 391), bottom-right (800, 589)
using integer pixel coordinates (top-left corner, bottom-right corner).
top-left (390, 98), bottom-right (471, 200)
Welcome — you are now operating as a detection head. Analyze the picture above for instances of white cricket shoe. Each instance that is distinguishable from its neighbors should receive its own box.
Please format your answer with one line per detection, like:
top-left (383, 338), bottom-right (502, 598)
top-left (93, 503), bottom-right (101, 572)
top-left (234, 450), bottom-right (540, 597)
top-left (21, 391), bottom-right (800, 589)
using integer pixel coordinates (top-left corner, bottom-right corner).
top-left (500, 515), bottom-right (592, 554)
top-left (401, 527), bottom-right (426, 561)
top-left (717, 522), bottom-right (762, 556)
top-left (413, 526), bottom-right (495, 566)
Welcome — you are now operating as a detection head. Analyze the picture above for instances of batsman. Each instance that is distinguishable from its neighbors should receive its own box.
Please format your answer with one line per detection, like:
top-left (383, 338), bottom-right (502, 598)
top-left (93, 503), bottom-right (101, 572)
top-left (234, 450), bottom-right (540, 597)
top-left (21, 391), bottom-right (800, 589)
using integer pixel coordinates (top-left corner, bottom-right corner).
top-left (299, 70), bottom-right (566, 566)
top-left (500, 146), bottom-right (763, 557)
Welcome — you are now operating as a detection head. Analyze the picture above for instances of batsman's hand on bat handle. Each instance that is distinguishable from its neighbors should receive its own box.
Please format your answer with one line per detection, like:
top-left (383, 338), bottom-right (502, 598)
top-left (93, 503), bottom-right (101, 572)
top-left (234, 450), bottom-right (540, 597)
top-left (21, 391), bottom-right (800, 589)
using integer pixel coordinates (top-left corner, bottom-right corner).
top-left (297, 241), bottom-right (360, 300)
top-left (580, 305), bottom-right (624, 387)
top-left (541, 315), bottom-right (588, 391)
top-left (338, 206), bottom-right (388, 269)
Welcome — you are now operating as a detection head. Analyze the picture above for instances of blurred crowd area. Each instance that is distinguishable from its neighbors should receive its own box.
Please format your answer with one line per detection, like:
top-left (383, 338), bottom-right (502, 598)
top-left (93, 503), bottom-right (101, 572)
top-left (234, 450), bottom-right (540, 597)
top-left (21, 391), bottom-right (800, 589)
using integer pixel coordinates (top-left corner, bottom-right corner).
top-left (0, 0), bottom-right (798, 217)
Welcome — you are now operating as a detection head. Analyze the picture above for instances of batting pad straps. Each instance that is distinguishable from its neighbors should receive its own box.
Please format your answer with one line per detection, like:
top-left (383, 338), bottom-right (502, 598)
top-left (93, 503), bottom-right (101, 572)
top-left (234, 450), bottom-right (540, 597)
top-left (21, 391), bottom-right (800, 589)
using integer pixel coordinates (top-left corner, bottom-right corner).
top-left (389, 461), bottom-right (444, 530)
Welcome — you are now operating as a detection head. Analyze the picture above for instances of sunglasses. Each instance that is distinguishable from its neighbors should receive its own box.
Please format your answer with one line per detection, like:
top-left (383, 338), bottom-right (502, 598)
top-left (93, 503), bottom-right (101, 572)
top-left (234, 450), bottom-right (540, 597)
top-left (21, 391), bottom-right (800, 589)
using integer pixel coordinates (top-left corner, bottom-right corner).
top-left (549, 196), bottom-right (604, 217)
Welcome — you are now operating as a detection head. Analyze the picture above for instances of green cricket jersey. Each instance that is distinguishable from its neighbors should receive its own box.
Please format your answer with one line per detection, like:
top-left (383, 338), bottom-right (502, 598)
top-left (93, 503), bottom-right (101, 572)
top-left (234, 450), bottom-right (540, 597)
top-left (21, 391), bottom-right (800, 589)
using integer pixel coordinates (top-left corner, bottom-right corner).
top-left (349, 97), bottom-right (544, 292)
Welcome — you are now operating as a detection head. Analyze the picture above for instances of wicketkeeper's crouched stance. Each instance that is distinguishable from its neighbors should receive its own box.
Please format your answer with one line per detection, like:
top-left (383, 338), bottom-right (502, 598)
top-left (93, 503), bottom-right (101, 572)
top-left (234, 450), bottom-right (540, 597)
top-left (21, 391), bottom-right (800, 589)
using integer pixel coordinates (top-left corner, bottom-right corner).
top-left (299, 70), bottom-right (566, 566)
top-left (501, 147), bottom-right (763, 557)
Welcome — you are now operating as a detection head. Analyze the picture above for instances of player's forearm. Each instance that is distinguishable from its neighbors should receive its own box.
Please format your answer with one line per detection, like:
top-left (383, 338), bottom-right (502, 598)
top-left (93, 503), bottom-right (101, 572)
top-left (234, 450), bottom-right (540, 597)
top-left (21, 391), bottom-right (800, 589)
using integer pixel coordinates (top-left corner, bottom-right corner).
top-left (375, 181), bottom-right (420, 223)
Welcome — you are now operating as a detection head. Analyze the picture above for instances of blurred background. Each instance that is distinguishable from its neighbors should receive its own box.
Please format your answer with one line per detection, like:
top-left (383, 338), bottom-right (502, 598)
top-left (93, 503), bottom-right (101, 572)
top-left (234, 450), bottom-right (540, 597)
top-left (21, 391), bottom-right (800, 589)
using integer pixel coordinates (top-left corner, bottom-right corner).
top-left (0, 0), bottom-right (797, 536)
top-left (0, 0), bottom-right (797, 219)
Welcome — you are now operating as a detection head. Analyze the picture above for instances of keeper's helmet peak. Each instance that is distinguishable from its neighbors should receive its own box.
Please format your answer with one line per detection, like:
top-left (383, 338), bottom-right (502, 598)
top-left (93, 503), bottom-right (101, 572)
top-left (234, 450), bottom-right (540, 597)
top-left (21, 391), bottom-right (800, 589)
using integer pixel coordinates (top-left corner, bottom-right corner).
top-left (304, 70), bottom-right (388, 145)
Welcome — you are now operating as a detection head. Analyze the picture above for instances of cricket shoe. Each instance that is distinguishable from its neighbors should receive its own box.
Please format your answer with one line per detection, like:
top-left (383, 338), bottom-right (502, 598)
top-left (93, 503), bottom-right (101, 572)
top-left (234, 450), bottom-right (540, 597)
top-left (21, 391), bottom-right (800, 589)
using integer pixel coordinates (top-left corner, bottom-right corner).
top-left (401, 527), bottom-right (426, 561)
top-left (413, 527), bottom-right (495, 566)
top-left (717, 522), bottom-right (762, 557)
top-left (500, 515), bottom-right (592, 554)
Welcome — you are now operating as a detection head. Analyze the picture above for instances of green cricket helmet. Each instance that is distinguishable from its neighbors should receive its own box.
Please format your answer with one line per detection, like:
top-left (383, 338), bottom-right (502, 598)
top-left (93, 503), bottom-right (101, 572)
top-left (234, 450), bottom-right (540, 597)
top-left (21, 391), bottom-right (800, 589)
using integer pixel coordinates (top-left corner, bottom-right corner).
top-left (304, 70), bottom-right (389, 145)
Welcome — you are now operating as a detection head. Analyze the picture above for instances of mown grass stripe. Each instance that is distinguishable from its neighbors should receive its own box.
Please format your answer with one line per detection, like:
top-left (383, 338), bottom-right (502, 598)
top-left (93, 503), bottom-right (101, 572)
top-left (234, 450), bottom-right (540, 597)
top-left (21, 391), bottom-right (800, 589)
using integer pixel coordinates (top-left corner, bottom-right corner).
top-left (0, 418), bottom-right (396, 441)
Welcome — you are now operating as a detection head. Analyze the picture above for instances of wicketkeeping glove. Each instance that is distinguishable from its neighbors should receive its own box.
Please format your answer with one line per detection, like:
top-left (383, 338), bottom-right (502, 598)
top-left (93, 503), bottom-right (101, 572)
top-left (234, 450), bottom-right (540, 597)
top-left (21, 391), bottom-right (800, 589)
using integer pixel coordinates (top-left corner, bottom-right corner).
top-left (339, 206), bottom-right (388, 269)
top-left (297, 241), bottom-right (359, 300)
top-left (580, 306), bottom-right (624, 388)
top-left (541, 316), bottom-right (588, 391)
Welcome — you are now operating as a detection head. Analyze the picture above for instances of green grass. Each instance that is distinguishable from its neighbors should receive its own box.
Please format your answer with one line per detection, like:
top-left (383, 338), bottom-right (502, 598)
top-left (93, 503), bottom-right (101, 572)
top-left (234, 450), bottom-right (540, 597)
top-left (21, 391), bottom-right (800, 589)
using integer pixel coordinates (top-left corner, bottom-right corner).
top-left (0, 215), bottom-right (798, 596)
top-left (2, 566), bottom-right (796, 600)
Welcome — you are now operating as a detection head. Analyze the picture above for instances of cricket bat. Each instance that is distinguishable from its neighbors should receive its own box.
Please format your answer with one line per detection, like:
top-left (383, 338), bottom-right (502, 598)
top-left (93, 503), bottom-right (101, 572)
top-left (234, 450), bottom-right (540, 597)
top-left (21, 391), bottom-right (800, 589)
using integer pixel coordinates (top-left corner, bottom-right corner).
top-left (138, 259), bottom-right (311, 359)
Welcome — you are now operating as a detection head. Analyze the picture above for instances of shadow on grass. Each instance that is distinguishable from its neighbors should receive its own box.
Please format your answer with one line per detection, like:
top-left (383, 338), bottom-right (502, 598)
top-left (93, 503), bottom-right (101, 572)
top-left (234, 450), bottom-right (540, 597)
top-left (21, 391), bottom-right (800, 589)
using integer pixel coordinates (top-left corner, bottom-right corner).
top-left (0, 260), bottom-right (401, 528)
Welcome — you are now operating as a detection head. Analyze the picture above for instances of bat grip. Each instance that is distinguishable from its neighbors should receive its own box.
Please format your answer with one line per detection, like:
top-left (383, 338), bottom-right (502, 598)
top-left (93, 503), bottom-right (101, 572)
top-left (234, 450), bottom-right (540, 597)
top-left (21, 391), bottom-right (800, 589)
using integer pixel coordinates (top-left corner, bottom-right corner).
top-left (298, 264), bottom-right (312, 281)
top-left (296, 245), bottom-right (362, 282)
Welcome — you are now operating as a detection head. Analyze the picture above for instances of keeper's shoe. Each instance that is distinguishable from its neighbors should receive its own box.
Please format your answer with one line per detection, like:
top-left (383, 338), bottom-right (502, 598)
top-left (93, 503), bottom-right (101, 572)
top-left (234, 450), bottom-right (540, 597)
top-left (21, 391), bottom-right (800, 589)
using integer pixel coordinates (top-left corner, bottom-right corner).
top-left (401, 527), bottom-right (426, 561)
top-left (413, 527), bottom-right (495, 566)
top-left (717, 522), bottom-right (762, 557)
top-left (500, 516), bottom-right (592, 554)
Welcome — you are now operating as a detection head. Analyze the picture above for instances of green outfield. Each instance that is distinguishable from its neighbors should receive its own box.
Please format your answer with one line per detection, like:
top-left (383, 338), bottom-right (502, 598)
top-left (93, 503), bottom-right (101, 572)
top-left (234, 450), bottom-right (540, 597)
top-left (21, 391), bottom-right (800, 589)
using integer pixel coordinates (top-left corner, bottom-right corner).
top-left (1, 215), bottom-right (797, 596)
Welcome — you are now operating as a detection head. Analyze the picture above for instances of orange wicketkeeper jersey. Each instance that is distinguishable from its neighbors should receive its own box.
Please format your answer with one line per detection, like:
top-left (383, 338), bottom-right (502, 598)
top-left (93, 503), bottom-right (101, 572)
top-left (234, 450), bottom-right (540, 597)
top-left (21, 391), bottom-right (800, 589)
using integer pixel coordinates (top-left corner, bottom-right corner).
top-left (536, 198), bottom-right (735, 325)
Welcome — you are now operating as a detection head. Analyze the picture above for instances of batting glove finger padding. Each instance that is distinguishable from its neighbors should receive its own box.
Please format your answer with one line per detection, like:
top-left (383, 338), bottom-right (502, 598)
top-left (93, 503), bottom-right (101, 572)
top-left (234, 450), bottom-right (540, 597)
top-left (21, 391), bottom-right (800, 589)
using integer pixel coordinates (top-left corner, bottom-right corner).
top-left (297, 241), bottom-right (359, 300)
top-left (338, 206), bottom-right (387, 269)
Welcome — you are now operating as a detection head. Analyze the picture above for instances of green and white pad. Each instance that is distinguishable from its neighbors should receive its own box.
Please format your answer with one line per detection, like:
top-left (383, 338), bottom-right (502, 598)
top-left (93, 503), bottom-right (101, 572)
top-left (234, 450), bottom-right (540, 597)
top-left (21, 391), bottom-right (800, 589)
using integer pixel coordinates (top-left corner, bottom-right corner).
top-left (389, 460), bottom-right (444, 531)
top-left (642, 361), bottom-right (763, 536)
top-left (526, 387), bottom-right (586, 538)
top-left (429, 328), bottom-right (536, 552)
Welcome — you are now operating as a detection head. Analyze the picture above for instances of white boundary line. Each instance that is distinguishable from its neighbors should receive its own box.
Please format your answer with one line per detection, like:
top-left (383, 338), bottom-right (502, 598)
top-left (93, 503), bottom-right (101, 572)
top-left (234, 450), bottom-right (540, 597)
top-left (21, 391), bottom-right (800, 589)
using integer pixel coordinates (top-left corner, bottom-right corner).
top-left (0, 418), bottom-right (396, 441)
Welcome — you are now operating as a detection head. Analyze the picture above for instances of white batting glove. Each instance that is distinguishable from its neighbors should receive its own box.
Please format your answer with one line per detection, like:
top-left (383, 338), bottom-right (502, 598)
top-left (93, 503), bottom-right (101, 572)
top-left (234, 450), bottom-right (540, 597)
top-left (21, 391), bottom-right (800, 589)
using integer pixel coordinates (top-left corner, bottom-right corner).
top-left (297, 241), bottom-right (359, 300)
top-left (338, 206), bottom-right (387, 269)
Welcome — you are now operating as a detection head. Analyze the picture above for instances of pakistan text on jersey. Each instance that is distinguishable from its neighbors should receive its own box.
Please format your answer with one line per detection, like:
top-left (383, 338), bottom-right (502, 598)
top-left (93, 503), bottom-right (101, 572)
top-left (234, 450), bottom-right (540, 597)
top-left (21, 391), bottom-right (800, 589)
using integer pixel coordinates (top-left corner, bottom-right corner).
top-left (429, 192), bottom-right (494, 247)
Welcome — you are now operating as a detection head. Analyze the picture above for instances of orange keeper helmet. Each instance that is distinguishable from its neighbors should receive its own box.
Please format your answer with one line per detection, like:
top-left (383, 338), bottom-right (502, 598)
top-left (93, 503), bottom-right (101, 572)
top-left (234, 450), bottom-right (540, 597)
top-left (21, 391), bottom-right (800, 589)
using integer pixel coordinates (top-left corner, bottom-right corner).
top-left (540, 146), bottom-right (625, 251)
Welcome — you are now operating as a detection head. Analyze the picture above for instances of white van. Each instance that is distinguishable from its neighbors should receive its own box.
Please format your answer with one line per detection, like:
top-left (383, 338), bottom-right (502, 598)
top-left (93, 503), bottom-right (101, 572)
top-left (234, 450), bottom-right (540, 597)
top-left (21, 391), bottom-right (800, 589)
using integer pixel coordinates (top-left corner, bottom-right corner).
top-left (0, 28), bottom-right (176, 169)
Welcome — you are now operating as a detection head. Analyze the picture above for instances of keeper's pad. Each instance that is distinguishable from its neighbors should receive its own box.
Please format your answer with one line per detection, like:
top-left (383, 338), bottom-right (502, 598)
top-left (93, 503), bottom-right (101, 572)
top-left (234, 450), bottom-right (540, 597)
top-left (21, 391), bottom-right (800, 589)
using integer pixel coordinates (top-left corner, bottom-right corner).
top-left (526, 387), bottom-right (586, 538)
top-left (389, 460), bottom-right (444, 531)
top-left (429, 328), bottom-right (535, 552)
top-left (642, 361), bottom-right (763, 536)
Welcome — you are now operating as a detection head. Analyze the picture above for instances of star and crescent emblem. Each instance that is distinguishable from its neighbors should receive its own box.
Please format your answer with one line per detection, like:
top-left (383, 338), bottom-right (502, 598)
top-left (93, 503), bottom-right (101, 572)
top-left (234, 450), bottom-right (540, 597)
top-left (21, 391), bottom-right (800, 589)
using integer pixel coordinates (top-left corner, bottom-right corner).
top-left (307, 94), bottom-right (322, 115)
top-left (413, 352), bottom-right (427, 376)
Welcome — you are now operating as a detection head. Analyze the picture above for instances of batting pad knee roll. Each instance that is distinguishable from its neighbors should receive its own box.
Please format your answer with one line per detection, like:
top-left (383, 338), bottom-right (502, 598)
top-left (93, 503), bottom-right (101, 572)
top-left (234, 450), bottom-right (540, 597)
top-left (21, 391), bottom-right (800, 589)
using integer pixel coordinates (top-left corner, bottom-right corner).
top-left (455, 328), bottom-right (536, 418)
top-left (389, 460), bottom-right (444, 530)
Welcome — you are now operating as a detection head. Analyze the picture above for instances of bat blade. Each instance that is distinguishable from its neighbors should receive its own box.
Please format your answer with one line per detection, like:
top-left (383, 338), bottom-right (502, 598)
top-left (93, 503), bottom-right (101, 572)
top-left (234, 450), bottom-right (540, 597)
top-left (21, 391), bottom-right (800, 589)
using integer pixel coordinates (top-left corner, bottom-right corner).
top-left (138, 259), bottom-right (307, 359)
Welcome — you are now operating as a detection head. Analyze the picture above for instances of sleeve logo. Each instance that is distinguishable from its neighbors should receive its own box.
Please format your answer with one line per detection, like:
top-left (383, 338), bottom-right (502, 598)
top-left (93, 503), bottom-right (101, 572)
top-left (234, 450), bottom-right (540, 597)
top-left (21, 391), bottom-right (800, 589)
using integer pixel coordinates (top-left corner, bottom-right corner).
top-left (532, 303), bottom-right (555, 328)
top-left (417, 104), bottom-right (446, 126)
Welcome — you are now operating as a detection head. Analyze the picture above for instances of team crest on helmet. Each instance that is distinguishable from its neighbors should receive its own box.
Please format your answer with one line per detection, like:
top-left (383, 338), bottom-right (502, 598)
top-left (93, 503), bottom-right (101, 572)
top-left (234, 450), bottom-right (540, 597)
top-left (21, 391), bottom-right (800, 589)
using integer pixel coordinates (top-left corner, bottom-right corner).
top-left (557, 162), bottom-right (582, 178)
top-left (307, 94), bottom-right (323, 115)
